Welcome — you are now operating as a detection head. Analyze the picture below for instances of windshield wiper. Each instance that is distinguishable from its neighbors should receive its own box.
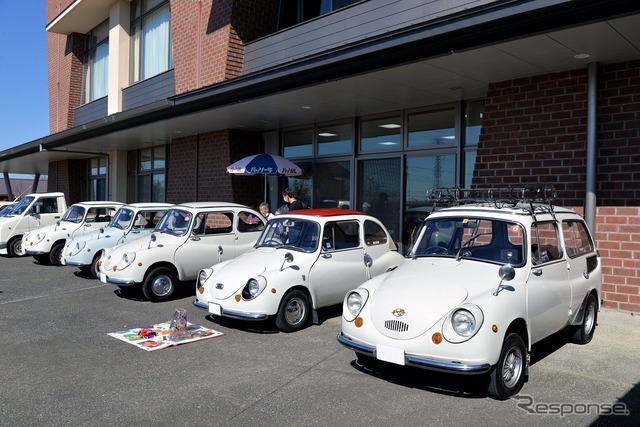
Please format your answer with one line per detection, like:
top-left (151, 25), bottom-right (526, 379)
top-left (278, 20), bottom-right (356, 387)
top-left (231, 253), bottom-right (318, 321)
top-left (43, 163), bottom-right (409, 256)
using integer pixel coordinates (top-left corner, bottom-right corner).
top-left (455, 233), bottom-right (491, 261)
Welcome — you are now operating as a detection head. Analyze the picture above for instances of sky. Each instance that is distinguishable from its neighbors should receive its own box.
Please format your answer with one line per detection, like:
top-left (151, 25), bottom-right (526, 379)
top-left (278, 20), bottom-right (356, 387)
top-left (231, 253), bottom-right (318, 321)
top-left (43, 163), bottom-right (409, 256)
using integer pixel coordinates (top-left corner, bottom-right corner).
top-left (0, 1), bottom-right (49, 153)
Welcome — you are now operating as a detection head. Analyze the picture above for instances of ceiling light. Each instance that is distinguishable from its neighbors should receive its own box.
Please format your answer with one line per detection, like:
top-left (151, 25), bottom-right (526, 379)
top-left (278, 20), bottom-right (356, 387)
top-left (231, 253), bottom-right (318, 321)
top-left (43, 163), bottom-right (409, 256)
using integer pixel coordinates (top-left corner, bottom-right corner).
top-left (318, 132), bottom-right (338, 137)
top-left (301, 105), bottom-right (312, 110)
top-left (378, 124), bottom-right (401, 129)
top-left (379, 142), bottom-right (398, 145)
top-left (574, 53), bottom-right (590, 60)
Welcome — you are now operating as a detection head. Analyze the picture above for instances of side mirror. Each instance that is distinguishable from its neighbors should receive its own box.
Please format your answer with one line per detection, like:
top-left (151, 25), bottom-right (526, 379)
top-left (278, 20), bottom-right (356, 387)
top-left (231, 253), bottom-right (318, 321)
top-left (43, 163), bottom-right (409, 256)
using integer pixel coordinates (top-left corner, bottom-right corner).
top-left (217, 245), bottom-right (224, 263)
top-left (494, 264), bottom-right (516, 296)
top-left (280, 252), bottom-right (294, 271)
top-left (148, 233), bottom-right (156, 249)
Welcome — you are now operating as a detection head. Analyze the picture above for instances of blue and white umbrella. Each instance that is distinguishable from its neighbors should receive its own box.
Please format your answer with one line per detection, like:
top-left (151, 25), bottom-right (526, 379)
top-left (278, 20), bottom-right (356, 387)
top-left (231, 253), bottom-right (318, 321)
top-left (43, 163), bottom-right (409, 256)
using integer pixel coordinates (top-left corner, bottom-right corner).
top-left (227, 153), bottom-right (302, 201)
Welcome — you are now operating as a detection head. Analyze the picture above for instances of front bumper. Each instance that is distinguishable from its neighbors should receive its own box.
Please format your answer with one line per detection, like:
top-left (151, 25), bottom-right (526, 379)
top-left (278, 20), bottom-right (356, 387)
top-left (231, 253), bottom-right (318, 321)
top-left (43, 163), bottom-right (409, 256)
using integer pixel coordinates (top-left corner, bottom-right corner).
top-left (25, 249), bottom-right (46, 255)
top-left (63, 260), bottom-right (86, 267)
top-left (337, 332), bottom-right (491, 374)
top-left (193, 299), bottom-right (269, 321)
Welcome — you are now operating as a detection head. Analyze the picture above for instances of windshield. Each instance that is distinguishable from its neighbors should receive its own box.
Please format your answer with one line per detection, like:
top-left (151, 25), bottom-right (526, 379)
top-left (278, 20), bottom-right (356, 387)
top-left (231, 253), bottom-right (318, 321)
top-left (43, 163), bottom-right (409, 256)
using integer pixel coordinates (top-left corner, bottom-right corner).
top-left (109, 208), bottom-right (135, 230)
top-left (256, 218), bottom-right (320, 252)
top-left (155, 209), bottom-right (192, 236)
top-left (61, 205), bottom-right (87, 224)
top-left (0, 204), bottom-right (16, 217)
top-left (8, 196), bottom-right (34, 215)
top-left (411, 217), bottom-right (525, 266)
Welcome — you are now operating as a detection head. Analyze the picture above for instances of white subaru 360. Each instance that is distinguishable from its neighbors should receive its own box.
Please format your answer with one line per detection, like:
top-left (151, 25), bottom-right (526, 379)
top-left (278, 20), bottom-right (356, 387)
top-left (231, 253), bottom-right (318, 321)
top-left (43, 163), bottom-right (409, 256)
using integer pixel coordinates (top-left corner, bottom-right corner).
top-left (61, 203), bottom-right (172, 277)
top-left (337, 188), bottom-right (602, 400)
top-left (22, 201), bottom-right (123, 265)
top-left (98, 202), bottom-right (265, 302)
top-left (194, 209), bottom-right (405, 332)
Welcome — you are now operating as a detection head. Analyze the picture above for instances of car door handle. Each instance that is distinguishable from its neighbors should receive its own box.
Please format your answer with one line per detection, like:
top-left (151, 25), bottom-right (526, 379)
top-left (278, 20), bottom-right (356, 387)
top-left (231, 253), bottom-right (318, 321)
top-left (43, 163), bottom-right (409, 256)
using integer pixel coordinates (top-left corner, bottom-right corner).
top-left (583, 270), bottom-right (589, 279)
top-left (532, 268), bottom-right (542, 276)
top-left (322, 253), bottom-right (332, 259)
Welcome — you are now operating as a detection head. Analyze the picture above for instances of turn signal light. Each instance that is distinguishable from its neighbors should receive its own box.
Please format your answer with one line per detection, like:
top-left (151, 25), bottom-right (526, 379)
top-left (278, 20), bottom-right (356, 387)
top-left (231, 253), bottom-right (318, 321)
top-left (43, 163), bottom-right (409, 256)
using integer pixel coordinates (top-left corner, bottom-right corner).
top-left (492, 324), bottom-right (498, 333)
top-left (354, 317), bottom-right (363, 327)
top-left (198, 287), bottom-right (204, 294)
top-left (112, 266), bottom-right (117, 271)
top-left (432, 332), bottom-right (442, 344)
top-left (235, 294), bottom-right (241, 302)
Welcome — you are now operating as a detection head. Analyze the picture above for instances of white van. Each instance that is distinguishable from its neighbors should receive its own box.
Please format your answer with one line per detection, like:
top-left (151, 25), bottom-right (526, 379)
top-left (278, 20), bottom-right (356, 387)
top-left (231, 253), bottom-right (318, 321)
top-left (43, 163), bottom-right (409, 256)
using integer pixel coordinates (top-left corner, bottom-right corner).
top-left (0, 192), bottom-right (68, 257)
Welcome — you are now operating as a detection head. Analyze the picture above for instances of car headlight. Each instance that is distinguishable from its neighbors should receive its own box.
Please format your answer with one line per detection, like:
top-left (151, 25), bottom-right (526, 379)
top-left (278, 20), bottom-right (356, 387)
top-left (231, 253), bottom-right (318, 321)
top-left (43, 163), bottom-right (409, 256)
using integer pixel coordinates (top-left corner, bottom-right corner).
top-left (442, 304), bottom-right (484, 343)
top-left (343, 289), bottom-right (369, 322)
top-left (69, 241), bottom-right (86, 256)
top-left (115, 252), bottom-right (136, 271)
top-left (197, 268), bottom-right (213, 287)
top-left (32, 233), bottom-right (46, 245)
top-left (241, 277), bottom-right (266, 300)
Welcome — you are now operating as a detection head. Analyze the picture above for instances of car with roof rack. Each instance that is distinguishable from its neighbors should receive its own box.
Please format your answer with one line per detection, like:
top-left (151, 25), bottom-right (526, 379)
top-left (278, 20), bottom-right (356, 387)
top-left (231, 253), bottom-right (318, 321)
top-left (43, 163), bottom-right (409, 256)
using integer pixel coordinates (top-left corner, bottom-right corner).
top-left (337, 187), bottom-right (602, 400)
top-left (193, 209), bottom-right (404, 332)
top-left (21, 201), bottom-right (124, 265)
top-left (61, 203), bottom-right (172, 278)
top-left (98, 202), bottom-right (265, 302)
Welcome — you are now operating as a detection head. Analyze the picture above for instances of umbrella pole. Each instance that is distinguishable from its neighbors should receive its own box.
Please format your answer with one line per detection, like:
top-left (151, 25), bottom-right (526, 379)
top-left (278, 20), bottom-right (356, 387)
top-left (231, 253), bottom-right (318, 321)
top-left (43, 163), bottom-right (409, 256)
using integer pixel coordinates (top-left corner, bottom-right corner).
top-left (263, 175), bottom-right (267, 202)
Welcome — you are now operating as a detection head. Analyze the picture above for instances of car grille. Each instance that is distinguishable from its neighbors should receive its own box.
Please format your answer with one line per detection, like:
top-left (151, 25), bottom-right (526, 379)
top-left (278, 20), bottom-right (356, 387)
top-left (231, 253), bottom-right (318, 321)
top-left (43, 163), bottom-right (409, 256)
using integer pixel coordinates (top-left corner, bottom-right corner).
top-left (384, 319), bottom-right (409, 332)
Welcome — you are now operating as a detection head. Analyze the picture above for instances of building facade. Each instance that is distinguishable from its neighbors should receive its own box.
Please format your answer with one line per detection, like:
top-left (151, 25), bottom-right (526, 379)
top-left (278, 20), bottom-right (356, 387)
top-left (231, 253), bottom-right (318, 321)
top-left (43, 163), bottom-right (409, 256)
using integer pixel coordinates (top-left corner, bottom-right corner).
top-left (0, 0), bottom-right (639, 313)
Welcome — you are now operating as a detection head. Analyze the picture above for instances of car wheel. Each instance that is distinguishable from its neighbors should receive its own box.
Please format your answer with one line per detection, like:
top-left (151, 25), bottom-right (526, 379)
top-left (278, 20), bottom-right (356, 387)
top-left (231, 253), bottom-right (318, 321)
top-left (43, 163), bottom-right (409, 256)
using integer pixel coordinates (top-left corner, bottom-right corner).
top-left (8, 237), bottom-right (24, 257)
top-left (487, 333), bottom-right (527, 400)
top-left (89, 253), bottom-right (102, 279)
top-left (142, 267), bottom-right (176, 302)
top-left (275, 289), bottom-right (310, 332)
top-left (571, 294), bottom-right (598, 344)
top-left (49, 242), bottom-right (65, 266)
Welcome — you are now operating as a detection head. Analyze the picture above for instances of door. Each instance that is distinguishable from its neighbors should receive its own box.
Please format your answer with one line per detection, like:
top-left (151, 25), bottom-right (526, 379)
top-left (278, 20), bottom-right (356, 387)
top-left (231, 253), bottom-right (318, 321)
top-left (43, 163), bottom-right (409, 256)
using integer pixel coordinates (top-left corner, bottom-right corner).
top-left (174, 211), bottom-right (236, 280)
top-left (562, 219), bottom-right (600, 314)
top-left (527, 221), bottom-right (571, 342)
top-left (310, 221), bottom-right (366, 307)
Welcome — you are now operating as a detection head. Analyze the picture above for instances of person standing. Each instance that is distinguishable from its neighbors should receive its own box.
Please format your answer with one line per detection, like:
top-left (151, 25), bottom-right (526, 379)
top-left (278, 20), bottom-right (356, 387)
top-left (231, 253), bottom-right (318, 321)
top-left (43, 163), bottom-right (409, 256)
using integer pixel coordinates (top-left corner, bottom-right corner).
top-left (259, 202), bottom-right (274, 220)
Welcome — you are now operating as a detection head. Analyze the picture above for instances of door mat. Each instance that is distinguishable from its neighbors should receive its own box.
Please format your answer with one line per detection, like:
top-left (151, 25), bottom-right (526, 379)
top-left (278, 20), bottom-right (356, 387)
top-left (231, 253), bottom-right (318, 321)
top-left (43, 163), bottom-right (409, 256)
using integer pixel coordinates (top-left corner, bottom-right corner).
top-left (108, 321), bottom-right (225, 352)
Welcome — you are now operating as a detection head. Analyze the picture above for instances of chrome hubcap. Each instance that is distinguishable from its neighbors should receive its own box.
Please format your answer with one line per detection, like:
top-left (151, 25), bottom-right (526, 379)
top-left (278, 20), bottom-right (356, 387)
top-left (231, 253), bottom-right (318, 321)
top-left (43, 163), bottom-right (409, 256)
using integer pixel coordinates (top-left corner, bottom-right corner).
top-left (502, 348), bottom-right (523, 388)
top-left (151, 275), bottom-right (172, 297)
top-left (284, 297), bottom-right (305, 325)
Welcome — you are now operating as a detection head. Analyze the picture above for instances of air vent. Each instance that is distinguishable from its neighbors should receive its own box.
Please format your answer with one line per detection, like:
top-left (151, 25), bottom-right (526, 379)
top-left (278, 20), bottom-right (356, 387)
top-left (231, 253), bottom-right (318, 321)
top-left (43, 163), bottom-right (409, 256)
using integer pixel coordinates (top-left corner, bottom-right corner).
top-left (384, 319), bottom-right (409, 332)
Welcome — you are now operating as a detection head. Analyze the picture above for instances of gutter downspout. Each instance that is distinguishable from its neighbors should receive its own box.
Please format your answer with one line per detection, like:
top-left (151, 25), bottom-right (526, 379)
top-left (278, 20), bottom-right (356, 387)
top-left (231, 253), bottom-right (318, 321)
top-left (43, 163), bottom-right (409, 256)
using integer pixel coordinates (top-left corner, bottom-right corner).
top-left (585, 62), bottom-right (597, 232)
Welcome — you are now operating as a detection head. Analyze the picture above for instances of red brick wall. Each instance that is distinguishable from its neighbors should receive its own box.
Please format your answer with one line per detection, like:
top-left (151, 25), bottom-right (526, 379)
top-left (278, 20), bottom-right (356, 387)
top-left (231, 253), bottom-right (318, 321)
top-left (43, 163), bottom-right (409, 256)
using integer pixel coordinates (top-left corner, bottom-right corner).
top-left (46, 0), bottom-right (84, 133)
top-left (172, 0), bottom-right (277, 94)
top-left (477, 60), bottom-right (640, 314)
top-left (166, 129), bottom-right (261, 205)
top-left (46, 159), bottom-right (86, 205)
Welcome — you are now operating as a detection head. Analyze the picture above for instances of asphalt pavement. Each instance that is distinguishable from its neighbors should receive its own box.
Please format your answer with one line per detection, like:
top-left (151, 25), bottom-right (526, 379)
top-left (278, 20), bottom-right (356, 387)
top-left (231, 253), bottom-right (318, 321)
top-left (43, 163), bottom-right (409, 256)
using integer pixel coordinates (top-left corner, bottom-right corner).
top-left (1, 254), bottom-right (639, 426)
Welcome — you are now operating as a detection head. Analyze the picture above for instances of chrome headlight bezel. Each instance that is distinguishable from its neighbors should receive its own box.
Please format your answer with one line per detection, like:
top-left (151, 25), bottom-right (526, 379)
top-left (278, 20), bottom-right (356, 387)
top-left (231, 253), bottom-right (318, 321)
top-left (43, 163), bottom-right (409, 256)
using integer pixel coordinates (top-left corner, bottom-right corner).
top-left (241, 276), bottom-right (267, 300)
top-left (70, 241), bottom-right (86, 256)
top-left (197, 268), bottom-right (213, 287)
top-left (343, 289), bottom-right (369, 322)
top-left (115, 252), bottom-right (136, 271)
top-left (32, 232), bottom-right (47, 245)
top-left (442, 304), bottom-right (484, 343)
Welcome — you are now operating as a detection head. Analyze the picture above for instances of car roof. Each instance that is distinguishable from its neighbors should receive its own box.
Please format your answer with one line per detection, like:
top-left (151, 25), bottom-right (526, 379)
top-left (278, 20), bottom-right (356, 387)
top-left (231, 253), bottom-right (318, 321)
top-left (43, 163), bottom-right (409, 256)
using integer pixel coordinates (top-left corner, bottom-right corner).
top-left (121, 202), bottom-right (173, 209)
top-left (174, 201), bottom-right (249, 210)
top-left (71, 201), bottom-right (125, 207)
top-left (432, 203), bottom-right (578, 217)
top-left (281, 208), bottom-right (367, 217)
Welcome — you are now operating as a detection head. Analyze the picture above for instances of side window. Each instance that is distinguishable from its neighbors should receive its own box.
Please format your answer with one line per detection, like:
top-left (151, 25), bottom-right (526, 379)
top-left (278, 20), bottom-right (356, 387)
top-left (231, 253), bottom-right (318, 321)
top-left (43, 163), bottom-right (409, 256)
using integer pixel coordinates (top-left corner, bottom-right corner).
top-left (134, 210), bottom-right (167, 229)
top-left (531, 222), bottom-right (562, 265)
top-left (41, 198), bottom-right (59, 214)
top-left (90, 207), bottom-right (116, 223)
top-left (364, 220), bottom-right (388, 246)
top-left (323, 221), bottom-right (360, 251)
top-left (562, 220), bottom-right (595, 258)
top-left (203, 212), bottom-right (233, 235)
top-left (238, 210), bottom-right (265, 233)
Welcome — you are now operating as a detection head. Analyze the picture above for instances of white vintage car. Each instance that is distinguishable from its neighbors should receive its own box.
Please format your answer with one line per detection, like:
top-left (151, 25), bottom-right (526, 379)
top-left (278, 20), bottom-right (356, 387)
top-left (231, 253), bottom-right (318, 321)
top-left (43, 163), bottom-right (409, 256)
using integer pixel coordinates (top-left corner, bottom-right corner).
top-left (22, 201), bottom-right (124, 265)
top-left (193, 209), bottom-right (405, 332)
top-left (337, 188), bottom-right (602, 400)
top-left (61, 203), bottom-right (172, 277)
top-left (98, 202), bottom-right (265, 302)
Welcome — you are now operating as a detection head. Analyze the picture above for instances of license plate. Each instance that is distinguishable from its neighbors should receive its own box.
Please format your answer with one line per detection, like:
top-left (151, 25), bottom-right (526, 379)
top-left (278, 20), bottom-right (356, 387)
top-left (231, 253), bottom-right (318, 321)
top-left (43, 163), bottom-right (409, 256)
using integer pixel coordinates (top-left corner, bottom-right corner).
top-left (208, 302), bottom-right (222, 316)
top-left (99, 272), bottom-right (107, 284)
top-left (61, 259), bottom-right (66, 265)
top-left (376, 344), bottom-right (405, 365)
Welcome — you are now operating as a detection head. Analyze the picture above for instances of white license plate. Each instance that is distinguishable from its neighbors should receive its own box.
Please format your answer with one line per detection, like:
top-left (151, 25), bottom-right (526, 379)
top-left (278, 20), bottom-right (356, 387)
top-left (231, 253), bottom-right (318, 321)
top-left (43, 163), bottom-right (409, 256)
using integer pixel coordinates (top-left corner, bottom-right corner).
top-left (208, 302), bottom-right (222, 316)
top-left (376, 344), bottom-right (405, 365)
top-left (99, 272), bottom-right (107, 284)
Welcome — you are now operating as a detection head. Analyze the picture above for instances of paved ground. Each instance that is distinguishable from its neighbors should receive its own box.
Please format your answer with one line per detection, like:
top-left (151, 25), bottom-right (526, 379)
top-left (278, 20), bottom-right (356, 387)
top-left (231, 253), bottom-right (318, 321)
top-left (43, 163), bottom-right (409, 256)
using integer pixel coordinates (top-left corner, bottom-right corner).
top-left (1, 253), bottom-right (639, 426)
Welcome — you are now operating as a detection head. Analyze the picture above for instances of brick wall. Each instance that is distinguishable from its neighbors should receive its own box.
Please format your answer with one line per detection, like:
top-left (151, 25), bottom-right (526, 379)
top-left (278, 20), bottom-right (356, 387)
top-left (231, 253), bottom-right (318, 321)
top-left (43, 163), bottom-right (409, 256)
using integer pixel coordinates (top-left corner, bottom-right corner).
top-left (166, 129), bottom-right (261, 205)
top-left (478, 60), bottom-right (640, 314)
top-left (46, 0), bottom-right (84, 133)
top-left (172, 0), bottom-right (278, 94)
top-left (46, 159), bottom-right (86, 205)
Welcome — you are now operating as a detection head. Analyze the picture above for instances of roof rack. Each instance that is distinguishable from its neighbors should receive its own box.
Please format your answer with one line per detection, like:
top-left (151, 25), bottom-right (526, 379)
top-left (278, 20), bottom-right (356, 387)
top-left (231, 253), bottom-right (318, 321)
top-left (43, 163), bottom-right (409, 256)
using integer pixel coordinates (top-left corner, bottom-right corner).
top-left (426, 186), bottom-right (557, 219)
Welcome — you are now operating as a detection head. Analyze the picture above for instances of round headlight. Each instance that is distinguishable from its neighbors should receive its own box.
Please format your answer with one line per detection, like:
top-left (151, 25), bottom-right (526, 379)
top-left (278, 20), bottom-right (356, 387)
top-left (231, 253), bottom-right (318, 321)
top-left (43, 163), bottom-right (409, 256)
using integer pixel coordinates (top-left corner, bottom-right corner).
top-left (198, 270), bottom-right (209, 286)
top-left (346, 292), bottom-right (364, 316)
top-left (451, 309), bottom-right (476, 337)
top-left (247, 279), bottom-right (260, 297)
top-left (76, 241), bottom-right (86, 251)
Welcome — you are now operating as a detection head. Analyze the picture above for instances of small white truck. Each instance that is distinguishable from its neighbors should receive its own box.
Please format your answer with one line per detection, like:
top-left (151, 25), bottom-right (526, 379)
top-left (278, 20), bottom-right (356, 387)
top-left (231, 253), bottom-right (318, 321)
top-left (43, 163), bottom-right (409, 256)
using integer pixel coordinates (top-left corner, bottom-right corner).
top-left (0, 192), bottom-right (68, 257)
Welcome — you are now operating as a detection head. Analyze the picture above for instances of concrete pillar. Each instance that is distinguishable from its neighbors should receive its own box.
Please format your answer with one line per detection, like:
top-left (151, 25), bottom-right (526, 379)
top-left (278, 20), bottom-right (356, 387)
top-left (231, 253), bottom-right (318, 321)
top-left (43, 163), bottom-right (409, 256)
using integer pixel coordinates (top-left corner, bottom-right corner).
top-left (108, 1), bottom-right (131, 115)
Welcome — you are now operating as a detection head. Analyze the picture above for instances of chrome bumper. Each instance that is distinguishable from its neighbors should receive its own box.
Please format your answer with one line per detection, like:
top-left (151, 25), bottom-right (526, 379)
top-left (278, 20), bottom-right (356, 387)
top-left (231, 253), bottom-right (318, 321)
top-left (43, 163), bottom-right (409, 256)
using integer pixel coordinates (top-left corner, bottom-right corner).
top-left (337, 333), bottom-right (491, 374)
top-left (192, 300), bottom-right (269, 321)
top-left (106, 277), bottom-right (136, 285)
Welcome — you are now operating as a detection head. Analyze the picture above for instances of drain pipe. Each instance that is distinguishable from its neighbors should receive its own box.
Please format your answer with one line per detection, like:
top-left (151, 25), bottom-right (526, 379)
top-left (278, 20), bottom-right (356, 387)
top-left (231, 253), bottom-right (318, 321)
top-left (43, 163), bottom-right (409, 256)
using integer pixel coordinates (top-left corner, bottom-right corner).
top-left (585, 62), bottom-right (597, 233)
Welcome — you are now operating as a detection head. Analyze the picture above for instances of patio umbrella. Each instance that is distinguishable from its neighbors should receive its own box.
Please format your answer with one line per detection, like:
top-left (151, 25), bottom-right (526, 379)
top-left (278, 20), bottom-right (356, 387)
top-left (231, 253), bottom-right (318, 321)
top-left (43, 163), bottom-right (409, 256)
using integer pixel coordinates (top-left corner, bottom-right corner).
top-left (227, 153), bottom-right (302, 201)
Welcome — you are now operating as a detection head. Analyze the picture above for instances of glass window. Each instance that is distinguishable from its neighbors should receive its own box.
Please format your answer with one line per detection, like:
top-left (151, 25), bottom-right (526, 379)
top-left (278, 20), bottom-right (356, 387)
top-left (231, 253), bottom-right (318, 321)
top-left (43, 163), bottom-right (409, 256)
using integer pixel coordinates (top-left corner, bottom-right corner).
top-left (277, 0), bottom-right (361, 30)
top-left (463, 150), bottom-right (477, 189)
top-left (562, 220), bottom-right (595, 258)
top-left (127, 146), bottom-right (166, 203)
top-left (284, 162), bottom-right (312, 209)
top-left (82, 20), bottom-right (109, 103)
top-left (203, 212), bottom-right (234, 235)
top-left (313, 161), bottom-right (351, 209)
top-left (318, 121), bottom-right (352, 156)
top-left (323, 221), bottom-right (360, 250)
top-left (360, 115), bottom-right (402, 152)
top-left (283, 127), bottom-right (313, 158)
top-left (532, 222), bottom-right (562, 265)
top-left (407, 108), bottom-right (456, 148)
top-left (131, 0), bottom-right (173, 83)
top-left (89, 157), bottom-right (107, 201)
top-left (464, 100), bottom-right (484, 146)
top-left (358, 158), bottom-right (401, 243)
top-left (364, 220), bottom-right (388, 246)
top-left (238, 211), bottom-right (266, 233)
